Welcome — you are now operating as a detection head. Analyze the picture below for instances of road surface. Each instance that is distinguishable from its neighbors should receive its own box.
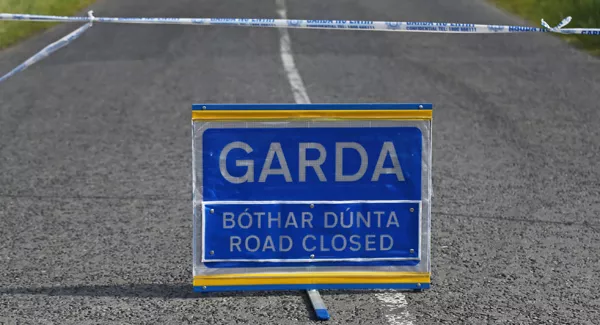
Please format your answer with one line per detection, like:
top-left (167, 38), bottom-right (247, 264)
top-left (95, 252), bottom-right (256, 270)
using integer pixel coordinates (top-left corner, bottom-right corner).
top-left (1, 0), bottom-right (599, 324)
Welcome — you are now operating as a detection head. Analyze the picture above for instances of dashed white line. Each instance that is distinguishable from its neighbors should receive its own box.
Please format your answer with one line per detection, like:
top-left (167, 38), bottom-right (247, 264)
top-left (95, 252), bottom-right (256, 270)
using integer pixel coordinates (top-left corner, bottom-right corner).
top-left (274, 1), bottom-right (416, 324)
top-left (375, 291), bottom-right (416, 325)
top-left (275, 0), bottom-right (311, 104)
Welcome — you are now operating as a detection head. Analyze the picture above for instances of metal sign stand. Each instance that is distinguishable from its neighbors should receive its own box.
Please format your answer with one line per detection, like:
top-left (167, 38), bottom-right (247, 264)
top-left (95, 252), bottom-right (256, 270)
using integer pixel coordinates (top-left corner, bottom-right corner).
top-left (191, 103), bottom-right (433, 321)
top-left (307, 289), bottom-right (330, 320)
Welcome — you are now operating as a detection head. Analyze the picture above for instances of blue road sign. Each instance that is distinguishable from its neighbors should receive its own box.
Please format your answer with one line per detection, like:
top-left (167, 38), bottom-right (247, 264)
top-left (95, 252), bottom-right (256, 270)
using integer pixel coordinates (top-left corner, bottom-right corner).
top-left (191, 103), bottom-right (433, 292)
top-left (200, 126), bottom-right (423, 267)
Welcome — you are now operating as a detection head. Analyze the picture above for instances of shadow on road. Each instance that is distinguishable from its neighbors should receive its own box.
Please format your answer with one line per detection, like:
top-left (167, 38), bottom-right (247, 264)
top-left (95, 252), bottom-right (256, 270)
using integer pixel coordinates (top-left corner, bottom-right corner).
top-left (0, 283), bottom-right (313, 299)
top-left (1, 283), bottom-right (321, 320)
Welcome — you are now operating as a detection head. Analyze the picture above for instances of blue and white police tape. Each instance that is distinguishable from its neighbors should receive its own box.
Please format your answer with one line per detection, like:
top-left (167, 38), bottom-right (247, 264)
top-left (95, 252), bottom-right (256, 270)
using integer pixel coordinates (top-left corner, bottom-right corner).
top-left (1, 12), bottom-right (600, 34)
top-left (0, 20), bottom-right (93, 84)
top-left (2, 11), bottom-right (600, 85)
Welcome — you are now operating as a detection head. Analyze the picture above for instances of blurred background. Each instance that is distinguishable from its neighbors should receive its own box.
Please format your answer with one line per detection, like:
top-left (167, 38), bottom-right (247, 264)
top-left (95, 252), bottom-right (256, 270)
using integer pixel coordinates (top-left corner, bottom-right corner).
top-left (1, 0), bottom-right (600, 54)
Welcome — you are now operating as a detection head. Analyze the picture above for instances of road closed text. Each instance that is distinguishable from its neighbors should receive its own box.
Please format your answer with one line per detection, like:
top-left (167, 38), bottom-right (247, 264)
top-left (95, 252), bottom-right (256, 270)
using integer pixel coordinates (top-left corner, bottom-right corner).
top-left (203, 202), bottom-right (420, 261)
top-left (224, 210), bottom-right (399, 253)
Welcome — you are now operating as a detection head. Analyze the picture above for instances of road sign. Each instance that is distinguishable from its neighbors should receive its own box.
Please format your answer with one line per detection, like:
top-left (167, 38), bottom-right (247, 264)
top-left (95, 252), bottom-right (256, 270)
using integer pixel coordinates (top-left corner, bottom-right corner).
top-left (191, 103), bottom-right (433, 292)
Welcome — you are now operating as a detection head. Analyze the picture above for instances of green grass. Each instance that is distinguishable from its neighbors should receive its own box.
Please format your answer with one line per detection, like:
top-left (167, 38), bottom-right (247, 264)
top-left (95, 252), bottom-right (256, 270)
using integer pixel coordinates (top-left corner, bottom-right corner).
top-left (0, 0), bottom-right (96, 49)
top-left (491, 0), bottom-right (600, 55)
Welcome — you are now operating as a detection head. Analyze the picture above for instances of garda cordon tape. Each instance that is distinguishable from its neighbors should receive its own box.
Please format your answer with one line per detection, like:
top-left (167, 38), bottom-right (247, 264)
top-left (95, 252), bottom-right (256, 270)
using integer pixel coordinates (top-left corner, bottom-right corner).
top-left (2, 12), bottom-right (599, 34)
top-left (0, 11), bottom-right (599, 83)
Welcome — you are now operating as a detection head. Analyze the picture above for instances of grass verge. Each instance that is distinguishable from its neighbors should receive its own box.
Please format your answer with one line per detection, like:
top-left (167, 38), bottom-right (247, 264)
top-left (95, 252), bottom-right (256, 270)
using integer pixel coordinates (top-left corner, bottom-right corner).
top-left (490, 0), bottom-right (600, 55)
top-left (0, 0), bottom-right (96, 49)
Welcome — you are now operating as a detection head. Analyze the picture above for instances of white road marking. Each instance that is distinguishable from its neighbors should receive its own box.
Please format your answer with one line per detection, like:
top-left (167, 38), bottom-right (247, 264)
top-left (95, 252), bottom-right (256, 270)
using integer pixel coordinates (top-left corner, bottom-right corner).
top-left (274, 1), bottom-right (416, 324)
top-left (375, 291), bottom-right (416, 325)
top-left (275, 0), bottom-right (311, 104)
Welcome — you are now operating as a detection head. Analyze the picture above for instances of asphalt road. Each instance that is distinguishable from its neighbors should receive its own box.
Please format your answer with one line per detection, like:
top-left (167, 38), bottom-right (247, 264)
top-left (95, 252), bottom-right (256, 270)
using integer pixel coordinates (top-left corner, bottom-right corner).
top-left (1, 0), bottom-right (600, 324)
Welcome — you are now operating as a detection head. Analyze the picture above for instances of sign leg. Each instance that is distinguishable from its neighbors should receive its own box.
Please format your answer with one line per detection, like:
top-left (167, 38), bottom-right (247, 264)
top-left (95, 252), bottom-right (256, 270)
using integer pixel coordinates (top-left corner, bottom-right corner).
top-left (307, 289), bottom-right (330, 321)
